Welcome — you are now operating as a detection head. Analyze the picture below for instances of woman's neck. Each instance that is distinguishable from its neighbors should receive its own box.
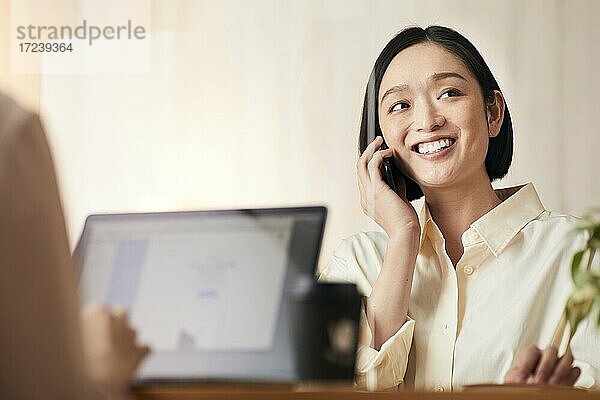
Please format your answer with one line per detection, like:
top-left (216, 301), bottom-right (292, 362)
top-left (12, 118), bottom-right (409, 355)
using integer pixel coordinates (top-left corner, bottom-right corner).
top-left (421, 173), bottom-right (502, 265)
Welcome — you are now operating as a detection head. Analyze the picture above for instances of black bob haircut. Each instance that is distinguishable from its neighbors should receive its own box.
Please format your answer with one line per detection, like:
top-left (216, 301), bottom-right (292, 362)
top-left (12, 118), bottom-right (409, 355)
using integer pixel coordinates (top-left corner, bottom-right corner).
top-left (358, 25), bottom-right (513, 201)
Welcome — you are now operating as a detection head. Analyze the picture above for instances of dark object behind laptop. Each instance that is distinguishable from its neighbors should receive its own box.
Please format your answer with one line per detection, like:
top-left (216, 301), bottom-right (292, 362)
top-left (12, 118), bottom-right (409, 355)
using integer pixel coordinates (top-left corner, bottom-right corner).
top-left (288, 282), bottom-right (361, 381)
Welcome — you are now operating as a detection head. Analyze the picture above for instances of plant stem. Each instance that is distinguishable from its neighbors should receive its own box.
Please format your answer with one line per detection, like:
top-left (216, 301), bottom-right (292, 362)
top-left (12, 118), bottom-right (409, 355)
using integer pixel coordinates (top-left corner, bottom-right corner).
top-left (550, 312), bottom-right (567, 350)
top-left (565, 248), bottom-right (596, 350)
top-left (585, 248), bottom-right (596, 272)
top-left (567, 321), bottom-right (575, 350)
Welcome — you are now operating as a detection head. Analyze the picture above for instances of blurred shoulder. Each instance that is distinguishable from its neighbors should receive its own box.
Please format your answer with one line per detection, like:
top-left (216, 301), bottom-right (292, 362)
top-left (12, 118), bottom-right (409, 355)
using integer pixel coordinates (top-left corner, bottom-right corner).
top-left (0, 93), bottom-right (36, 135)
top-left (0, 93), bottom-right (48, 166)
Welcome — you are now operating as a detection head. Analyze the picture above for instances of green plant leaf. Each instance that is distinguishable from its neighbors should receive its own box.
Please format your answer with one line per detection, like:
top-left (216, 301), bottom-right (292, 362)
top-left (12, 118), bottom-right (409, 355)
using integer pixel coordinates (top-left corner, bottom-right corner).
top-left (589, 237), bottom-right (600, 250)
top-left (567, 209), bottom-right (600, 337)
top-left (574, 220), bottom-right (595, 233)
top-left (590, 296), bottom-right (600, 329)
top-left (572, 250), bottom-right (585, 281)
top-left (575, 271), bottom-right (600, 287)
top-left (566, 293), bottom-right (594, 337)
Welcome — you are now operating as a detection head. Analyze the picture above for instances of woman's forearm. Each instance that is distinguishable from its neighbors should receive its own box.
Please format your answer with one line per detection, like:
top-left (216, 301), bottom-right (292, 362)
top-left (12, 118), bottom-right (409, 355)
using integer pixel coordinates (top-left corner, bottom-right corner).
top-left (365, 233), bottom-right (419, 350)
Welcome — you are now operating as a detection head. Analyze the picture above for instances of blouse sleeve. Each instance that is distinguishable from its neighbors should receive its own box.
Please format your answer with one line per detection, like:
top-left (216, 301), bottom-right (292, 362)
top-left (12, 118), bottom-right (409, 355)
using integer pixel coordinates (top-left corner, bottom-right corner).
top-left (318, 235), bottom-right (415, 390)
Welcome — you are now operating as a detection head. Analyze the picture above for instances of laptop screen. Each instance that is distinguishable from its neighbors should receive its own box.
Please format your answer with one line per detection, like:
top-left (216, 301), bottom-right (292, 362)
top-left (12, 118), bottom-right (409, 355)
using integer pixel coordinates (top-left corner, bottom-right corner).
top-left (77, 206), bottom-right (326, 383)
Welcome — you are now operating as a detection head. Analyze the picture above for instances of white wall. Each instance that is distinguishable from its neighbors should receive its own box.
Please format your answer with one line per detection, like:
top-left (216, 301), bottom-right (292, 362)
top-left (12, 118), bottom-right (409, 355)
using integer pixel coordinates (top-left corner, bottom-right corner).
top-left (39, 0), bottom-right (600, 271)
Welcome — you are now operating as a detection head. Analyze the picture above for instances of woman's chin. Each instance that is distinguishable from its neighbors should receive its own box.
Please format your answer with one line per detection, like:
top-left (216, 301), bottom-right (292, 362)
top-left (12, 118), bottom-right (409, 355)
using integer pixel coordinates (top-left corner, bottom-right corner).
top-left (413, 176), bottom-right (456, 189)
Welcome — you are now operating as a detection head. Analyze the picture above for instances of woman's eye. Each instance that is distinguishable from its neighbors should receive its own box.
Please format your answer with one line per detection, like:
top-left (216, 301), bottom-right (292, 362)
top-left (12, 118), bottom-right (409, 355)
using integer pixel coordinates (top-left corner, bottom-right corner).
top-left (439, 89), bottom-right (461, 99)
top-left (389, 102), bottom-right (410, 113)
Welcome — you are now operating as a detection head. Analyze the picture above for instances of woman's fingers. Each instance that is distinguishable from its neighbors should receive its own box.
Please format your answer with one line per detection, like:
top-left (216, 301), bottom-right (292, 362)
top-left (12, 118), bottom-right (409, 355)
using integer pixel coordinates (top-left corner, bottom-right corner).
top-left (504, 367), bottom-right (527, 384)
top-left (549, 349), bottom-right (576, 385)
top-left (357, 136), bottom-right (383, 185)
top-left (113, 305), bottom-right (127, 319)
top-left (505, 346), bottom-right (541, 383)
top-left (367, 148), bottom-right (393, 185)
top-left (138, 344), bottom-right (152, 362)
top-left (568, 366), bottom-right (581, 386)
top-left (534, 347), bottom-right (559, 383)
top-left (516, 345), bottom-right (542, 378)
top-left (506, 346), bottom-right (580, 387)
top-left (358, 136), bottom-right (383, 170)
top-left (364, 135), bottom-right (384, 156)
top-left (362, 148), bottom-right (393, 216)
top-left (357, 136), bottom-right (395, 215)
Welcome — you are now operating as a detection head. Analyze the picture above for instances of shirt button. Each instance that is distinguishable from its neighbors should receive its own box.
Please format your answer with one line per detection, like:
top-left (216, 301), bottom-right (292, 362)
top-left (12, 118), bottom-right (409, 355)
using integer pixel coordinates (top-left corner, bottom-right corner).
top-left (464, 265), bottom-right (474, 275)
top-left (434, 385), bottom-right (445, 392)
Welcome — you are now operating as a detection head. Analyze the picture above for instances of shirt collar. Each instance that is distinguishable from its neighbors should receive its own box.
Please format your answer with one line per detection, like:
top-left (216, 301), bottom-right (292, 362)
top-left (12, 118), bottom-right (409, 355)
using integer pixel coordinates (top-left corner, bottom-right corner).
top-left (417, 198), bottom-right (434, 250)
top-left (416, 183), bottom-right (546, 256)
top-left (472, 183), bottom-right (546, 256)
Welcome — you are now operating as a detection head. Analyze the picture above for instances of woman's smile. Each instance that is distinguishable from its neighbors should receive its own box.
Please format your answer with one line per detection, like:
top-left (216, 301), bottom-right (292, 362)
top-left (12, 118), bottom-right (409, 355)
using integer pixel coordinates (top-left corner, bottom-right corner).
top-left (411, 136), bottom-right (457, 159)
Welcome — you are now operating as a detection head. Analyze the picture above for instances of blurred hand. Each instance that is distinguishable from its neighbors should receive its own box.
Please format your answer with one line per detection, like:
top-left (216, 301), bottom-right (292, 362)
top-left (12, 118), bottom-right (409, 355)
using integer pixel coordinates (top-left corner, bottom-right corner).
top-left (81, 304), bottom-right (150, 393)
top-left (504, 345), bottom-right (580, 386)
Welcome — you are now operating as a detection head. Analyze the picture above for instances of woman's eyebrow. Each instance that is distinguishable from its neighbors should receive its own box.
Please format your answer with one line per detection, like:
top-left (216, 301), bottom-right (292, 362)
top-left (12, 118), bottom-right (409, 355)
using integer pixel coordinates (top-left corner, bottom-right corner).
top-left (431, 71), bottom-right (467, 82)
top-left (380, 84), bottom-right (409, 106)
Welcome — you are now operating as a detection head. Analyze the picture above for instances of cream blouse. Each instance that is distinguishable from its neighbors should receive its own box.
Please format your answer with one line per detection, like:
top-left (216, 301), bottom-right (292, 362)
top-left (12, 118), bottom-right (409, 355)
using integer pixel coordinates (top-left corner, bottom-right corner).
top-left (319, 183), bottom-right (599, 391)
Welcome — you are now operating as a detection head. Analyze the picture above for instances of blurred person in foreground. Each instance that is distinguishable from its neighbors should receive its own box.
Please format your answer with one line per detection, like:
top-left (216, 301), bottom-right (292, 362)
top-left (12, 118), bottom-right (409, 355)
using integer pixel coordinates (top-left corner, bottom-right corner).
top-left (0, 92), bottom-right (149, 399)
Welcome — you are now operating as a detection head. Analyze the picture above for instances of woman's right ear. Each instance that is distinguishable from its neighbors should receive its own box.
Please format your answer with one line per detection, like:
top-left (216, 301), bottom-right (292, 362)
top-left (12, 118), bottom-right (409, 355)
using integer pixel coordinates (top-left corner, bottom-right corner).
top-left (487, 90), bottom-right (505, 138)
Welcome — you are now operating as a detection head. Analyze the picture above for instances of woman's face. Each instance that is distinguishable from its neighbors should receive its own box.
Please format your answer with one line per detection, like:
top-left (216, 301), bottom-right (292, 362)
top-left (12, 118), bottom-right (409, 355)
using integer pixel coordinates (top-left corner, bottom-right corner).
top-left (378, 42), bottom-right (499, 190)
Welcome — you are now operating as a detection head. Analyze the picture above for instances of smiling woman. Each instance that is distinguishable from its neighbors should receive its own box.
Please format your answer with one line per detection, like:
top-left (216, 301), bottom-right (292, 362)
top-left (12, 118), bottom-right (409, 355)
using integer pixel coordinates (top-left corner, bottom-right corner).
top-left (319, 26), bottom-right (600, 392)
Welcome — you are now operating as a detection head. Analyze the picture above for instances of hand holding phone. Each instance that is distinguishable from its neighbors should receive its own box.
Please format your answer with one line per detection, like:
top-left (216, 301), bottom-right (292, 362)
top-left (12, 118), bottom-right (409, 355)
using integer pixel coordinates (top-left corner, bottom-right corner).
top-left (357, 136), bottom-right (418, 239)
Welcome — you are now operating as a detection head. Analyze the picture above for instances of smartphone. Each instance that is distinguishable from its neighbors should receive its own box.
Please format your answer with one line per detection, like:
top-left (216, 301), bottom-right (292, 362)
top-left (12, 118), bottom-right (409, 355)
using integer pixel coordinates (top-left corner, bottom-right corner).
top-left (379, 141), bottom-right (398, 193)
top-left (366, 72), bottom-right (398, 193)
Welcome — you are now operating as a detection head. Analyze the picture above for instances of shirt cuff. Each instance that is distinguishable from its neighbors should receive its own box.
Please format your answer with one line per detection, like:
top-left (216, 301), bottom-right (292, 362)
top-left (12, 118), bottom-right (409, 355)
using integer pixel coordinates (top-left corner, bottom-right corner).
top-left (574, 361), bottom-right (597, 389)
top-left (355, 317), bottom-right (415, 390)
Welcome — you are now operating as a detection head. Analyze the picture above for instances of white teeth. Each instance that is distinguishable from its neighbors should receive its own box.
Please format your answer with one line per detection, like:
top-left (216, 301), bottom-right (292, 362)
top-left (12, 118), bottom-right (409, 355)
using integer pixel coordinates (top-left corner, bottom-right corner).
top-left (416, 138), bottom-right (454, 154)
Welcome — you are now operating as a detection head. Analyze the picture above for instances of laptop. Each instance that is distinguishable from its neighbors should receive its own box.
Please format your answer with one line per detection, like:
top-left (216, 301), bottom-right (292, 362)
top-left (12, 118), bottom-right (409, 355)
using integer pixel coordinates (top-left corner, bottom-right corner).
top-left (76, 206), bottom-right (327, 384)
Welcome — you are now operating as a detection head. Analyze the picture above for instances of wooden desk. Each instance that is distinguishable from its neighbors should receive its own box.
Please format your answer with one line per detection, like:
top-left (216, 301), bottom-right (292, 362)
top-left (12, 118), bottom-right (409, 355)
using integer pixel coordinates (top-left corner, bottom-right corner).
top-left (133, 383), bottom-right (600, 400)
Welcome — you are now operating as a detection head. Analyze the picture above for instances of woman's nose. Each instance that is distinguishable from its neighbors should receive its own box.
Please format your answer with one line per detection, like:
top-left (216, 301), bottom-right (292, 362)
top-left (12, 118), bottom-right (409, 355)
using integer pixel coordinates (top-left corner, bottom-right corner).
top-left (414, 102), bottom-right (445, 132)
